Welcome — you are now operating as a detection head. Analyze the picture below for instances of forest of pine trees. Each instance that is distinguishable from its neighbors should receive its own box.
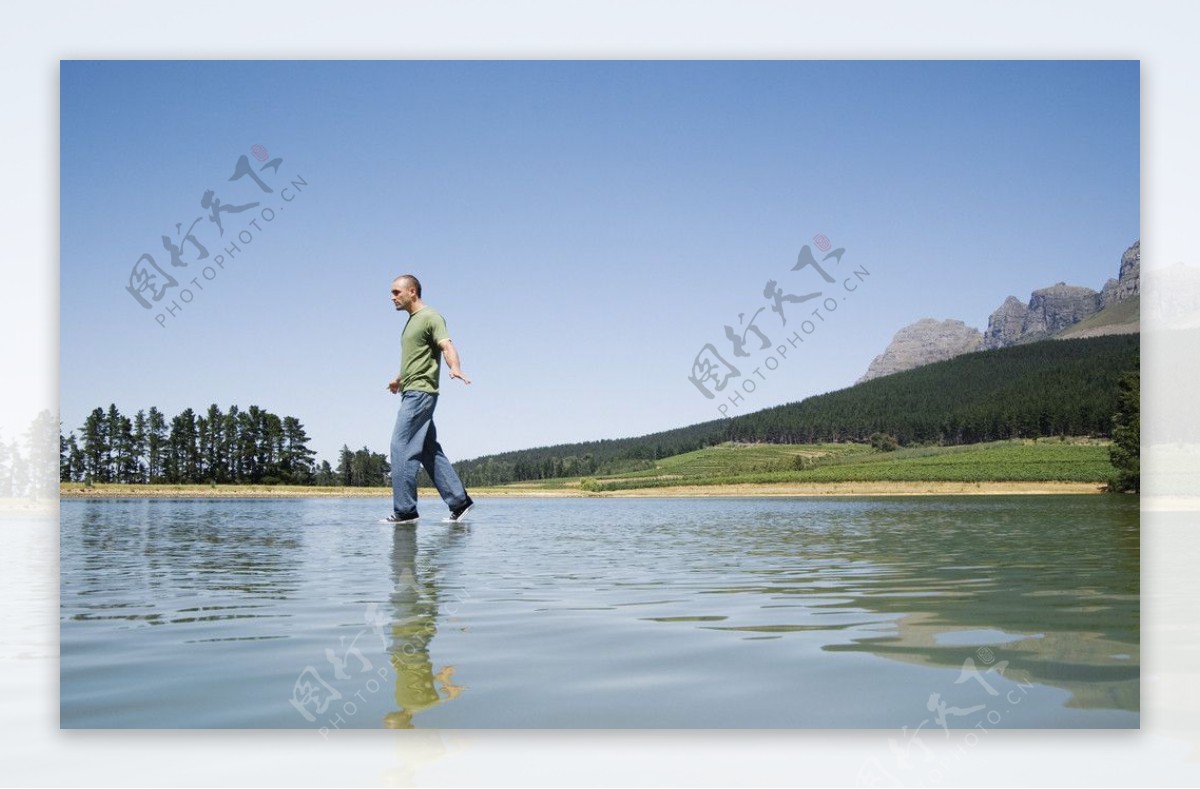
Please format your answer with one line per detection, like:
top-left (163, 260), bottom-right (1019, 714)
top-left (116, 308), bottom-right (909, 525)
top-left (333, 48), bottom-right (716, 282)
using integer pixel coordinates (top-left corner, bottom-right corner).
top-left (59, 404), bottom-right (388, 487)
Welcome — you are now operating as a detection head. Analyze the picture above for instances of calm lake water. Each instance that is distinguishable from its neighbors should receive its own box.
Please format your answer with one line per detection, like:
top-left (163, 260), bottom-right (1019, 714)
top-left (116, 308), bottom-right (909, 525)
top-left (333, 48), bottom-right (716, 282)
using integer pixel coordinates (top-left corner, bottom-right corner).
top-left (60, 495), bottom-right (1139, 729)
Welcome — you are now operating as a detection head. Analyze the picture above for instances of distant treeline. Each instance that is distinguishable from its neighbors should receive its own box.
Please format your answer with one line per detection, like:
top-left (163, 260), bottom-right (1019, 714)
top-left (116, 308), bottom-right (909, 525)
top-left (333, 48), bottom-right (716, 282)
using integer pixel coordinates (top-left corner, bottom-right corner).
top-left (60, 404), bottom-right (390, 487)
top-left (454, 334), bottom-right (1139, 487)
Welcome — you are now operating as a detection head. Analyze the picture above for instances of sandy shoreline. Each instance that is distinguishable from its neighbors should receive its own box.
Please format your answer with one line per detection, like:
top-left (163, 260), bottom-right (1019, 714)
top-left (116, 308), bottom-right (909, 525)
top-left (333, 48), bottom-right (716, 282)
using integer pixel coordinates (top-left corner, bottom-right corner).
top-left (59, 481), bottom-right (1105, 499)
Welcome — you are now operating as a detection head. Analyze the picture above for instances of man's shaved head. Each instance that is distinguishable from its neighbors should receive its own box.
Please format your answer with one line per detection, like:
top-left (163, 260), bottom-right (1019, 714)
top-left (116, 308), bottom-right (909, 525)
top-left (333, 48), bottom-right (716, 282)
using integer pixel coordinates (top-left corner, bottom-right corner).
top-left (393, 274), bottom-right (422, 297)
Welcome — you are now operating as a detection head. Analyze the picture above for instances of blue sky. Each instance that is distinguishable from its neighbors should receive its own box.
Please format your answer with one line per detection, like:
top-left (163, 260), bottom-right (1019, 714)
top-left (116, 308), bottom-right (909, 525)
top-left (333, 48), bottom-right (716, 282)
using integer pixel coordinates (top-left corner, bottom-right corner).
top-left (60, 60), bottom-right (1139, 464)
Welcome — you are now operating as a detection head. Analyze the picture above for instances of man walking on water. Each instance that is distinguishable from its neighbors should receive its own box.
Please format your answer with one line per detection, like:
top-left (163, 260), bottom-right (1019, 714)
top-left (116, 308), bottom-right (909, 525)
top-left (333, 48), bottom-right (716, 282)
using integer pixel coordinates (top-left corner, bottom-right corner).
top-left (384, 274), bottom-right (474, 524)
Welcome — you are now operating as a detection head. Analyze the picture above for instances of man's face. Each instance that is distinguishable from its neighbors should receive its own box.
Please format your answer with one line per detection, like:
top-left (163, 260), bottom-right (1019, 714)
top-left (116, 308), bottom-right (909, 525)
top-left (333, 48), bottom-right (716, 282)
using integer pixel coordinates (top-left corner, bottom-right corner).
top-left (391, 280), bottom-right (416, 311)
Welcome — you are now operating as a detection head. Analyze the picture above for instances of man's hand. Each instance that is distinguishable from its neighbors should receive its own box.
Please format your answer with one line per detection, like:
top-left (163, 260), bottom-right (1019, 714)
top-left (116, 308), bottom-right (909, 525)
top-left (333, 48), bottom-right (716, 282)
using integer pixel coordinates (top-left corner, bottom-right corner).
top-left (440, 339), bottom-right (472, 385)
top-left (387, 379), bottom-right (401, 394)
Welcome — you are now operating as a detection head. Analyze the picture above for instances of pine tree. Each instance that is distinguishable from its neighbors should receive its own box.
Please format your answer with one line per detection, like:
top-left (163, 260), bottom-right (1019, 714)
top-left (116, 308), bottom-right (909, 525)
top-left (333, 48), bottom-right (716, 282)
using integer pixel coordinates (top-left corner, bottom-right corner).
top-left (132, 410), bottom-right (148, 483)
top-left (281, 416), bottom-right (317, 484)
top-left (223, 405), bottom-right (241, 481)
top-left (115, 415), bottom-right (139, 483)
top-left (60, 428), bottom-right (70, 483)
top-left (238, 406), bottom-right (262, 483)
top-left (166, 408), bottom-right (199, 483)
top-left (82, 408), bottom-right (107, 484)
top-left (197, 415), bottom-right (211, 482)
top-left (204, 404), bottom-right (225, 483)
top-left (260, 412), bottom-right (284, 483)
top-left (147, 406), bottom-right (167, 483)
top-left (105, 404), bottom-right (123, 482)
top-left (1108, 369), bottom-right (1140, 493)
top-left (337, 445), bottom-right (354, 486)
top-left (65, 433), bottom-right (84, 483)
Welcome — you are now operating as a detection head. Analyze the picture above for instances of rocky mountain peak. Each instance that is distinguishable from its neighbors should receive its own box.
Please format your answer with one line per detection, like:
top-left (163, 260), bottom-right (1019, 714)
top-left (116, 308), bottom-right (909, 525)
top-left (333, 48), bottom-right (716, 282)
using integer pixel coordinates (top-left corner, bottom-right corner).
top-left (857, 318), bottom-right (982, 384)
top-left (981, 296), bottom-right (1028, 350)
top-left (1021, 283), bottom-right (1101, 337)
top-left (857, 239), bottom-right (1140, 382)
top-left (1101, 240), bottom-right (1140, 308)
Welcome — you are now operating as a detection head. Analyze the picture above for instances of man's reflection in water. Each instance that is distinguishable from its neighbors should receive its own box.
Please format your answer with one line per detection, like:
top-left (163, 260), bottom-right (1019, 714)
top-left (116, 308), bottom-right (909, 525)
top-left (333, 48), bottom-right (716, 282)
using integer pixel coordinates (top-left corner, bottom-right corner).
top-left (383, 524), bottom-right (467, 728)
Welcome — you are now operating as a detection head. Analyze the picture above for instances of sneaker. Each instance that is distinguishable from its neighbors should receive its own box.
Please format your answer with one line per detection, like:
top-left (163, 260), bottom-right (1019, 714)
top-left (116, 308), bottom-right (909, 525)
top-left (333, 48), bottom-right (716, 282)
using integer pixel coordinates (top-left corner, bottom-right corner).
top-left (381, 511), bottom-right (419, 525)
top-left (449, 496), bottom-right (475, 522)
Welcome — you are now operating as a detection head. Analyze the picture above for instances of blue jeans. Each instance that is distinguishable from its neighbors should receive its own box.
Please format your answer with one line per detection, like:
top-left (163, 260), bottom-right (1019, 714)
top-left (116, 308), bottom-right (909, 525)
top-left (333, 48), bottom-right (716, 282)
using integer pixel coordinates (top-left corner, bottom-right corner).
top-left (390, 390), bottom-right (469, 516)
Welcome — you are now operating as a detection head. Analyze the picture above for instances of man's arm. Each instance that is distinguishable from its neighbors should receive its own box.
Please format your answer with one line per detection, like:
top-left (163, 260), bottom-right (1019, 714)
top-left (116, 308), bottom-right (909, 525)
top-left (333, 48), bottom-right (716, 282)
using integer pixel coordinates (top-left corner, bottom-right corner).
top-left (439, 339), bottom-right (472, 385)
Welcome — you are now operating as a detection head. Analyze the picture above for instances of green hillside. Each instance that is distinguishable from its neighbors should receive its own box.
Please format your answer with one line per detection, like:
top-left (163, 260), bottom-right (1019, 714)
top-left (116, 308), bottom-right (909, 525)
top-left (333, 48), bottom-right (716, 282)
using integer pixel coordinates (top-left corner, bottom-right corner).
top-left (454, 334), bottom-right (1138, 487)
top-left (577, 439), bottom-right (1113, 491)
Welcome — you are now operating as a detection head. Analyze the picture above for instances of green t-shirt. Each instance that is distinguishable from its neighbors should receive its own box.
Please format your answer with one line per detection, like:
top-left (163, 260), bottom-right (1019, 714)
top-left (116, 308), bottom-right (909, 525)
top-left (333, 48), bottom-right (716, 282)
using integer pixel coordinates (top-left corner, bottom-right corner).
top-left (398, 307), bottom-right (451, 393)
